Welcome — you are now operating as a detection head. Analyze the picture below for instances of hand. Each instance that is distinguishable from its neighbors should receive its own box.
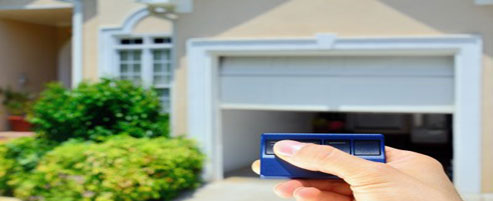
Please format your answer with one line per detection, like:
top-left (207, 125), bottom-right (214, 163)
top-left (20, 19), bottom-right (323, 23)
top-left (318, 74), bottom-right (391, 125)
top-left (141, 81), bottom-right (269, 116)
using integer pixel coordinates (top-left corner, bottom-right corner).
top-left (251, 140), bottom-right (462, 201)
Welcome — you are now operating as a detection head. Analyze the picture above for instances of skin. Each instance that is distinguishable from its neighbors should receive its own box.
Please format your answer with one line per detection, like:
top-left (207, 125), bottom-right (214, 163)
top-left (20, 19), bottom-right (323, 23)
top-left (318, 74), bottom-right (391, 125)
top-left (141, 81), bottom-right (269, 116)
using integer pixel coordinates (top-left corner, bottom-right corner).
top-left (251, 140), bottom-right (463, 201)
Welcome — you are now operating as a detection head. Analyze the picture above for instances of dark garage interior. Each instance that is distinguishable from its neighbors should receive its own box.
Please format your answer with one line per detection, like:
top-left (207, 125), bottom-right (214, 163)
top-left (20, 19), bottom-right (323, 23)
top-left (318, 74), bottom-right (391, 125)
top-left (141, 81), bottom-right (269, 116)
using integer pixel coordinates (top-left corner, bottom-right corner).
top-left (222, 110), bottom-right (453, 180)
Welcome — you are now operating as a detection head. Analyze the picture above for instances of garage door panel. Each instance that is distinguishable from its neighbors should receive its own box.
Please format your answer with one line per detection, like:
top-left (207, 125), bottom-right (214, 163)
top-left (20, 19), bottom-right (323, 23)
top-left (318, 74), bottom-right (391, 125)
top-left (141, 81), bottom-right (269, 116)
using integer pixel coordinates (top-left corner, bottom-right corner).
top-left (220, 56), bottom-right (454, 112)
top-left (221, 76), bottom-right (453, 106)
top-left (221, 56), bottom-right (453, 77)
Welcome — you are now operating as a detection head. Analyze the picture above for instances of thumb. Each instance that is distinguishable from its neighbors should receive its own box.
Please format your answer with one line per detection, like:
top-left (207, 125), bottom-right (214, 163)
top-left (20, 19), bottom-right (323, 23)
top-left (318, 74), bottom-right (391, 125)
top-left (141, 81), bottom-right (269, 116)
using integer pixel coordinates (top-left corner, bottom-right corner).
top-left (273, 140), bottom-right (388, 185)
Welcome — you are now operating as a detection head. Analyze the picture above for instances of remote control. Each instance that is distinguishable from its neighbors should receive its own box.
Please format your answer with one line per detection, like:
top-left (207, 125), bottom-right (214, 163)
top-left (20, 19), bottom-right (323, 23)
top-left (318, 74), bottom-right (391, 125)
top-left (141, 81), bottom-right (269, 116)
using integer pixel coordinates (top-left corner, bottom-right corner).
top-left (260, 133), bottom-right (386, 179)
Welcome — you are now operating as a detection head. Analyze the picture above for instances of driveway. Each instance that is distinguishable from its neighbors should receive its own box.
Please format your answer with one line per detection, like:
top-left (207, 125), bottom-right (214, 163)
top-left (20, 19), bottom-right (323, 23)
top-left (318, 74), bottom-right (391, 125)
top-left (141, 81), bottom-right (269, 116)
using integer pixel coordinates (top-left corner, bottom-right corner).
top-left (175, 177), bottom-right (288, 201)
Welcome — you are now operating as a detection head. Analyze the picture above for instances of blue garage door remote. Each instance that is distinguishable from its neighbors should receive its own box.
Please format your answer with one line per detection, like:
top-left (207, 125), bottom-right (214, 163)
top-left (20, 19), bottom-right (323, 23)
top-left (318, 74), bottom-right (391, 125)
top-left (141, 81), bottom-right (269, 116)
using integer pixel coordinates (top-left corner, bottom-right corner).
top-left (260, 133), bottom-right (386, 179)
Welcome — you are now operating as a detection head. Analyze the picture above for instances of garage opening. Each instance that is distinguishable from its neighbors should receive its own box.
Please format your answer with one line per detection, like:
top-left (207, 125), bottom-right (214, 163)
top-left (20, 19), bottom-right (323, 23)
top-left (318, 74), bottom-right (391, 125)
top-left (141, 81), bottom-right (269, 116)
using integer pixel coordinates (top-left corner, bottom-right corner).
top-left (219, 55), bottom-right (455, 179)
top-left (188, 36), bottom-right (482, 192)
top-left (222, 110), bottom-right (453, 180)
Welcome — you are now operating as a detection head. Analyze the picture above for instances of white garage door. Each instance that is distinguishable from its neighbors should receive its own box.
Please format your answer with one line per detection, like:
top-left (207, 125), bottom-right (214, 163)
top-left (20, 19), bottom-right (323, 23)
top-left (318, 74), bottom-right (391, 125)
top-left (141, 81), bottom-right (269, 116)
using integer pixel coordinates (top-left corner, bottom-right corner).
top-left (219, 56), bottom-right (454, 113)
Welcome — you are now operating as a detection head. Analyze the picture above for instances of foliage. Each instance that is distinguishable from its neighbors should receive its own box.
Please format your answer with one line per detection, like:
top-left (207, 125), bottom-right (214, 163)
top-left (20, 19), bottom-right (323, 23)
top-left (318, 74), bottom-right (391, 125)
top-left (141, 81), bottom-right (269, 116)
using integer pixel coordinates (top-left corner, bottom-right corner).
top-left (13, 136), bottom-right (204, 201)
top-left (0, 137), bottom-right (58, 195)
top-left (29, 79), bottom-right (169, 142)
top-left (0, 79), bottom-right (203, 201)
top-left (0, 87), bottom-right (33, 115)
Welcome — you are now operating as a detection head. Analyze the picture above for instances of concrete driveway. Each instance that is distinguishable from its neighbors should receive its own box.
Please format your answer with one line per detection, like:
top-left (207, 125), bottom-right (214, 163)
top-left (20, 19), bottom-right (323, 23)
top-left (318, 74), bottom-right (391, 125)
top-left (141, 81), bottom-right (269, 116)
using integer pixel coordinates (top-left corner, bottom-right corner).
top-left (175, 177), bottom-right (493, 201)
top-left (175, 177), bottom-right (288, 201)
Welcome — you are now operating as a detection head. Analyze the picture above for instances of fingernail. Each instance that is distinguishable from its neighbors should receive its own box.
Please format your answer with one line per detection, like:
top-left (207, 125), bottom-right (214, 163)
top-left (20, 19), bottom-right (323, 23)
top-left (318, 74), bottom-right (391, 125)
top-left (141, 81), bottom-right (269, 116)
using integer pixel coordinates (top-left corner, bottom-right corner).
top-left (273, 182), bottom-right (293, 199)
top-left (273, 183), bottom-right (285, 198)
top-left (274, 140), bottom-right (305, 156)
top-left (293, 187), bottom-right (319, 200)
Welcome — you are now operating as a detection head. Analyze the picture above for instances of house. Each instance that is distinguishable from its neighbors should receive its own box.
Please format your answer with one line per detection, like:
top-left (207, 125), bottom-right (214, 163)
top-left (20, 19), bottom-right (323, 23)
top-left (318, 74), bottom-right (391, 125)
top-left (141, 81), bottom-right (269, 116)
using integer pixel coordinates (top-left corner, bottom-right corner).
top-left (0, 0), bottom-right (491, 197)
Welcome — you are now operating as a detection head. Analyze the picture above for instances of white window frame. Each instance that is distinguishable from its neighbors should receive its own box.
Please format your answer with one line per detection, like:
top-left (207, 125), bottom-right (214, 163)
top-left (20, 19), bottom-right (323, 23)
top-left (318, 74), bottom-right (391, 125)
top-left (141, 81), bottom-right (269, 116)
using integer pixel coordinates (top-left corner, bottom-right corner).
top-left (187, 34), bottom-right (483, 195)
top-left (113, 35), bottom-right (172, 83)
top-left (99, 8), bottom-right (175, 116)
top-left (113, 34), bottom-right (173, 113)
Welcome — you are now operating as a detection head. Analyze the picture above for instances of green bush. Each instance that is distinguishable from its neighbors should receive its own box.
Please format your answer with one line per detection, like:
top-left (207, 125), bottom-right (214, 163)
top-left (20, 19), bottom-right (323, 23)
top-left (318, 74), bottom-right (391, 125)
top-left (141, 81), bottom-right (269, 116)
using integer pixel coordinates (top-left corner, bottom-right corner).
top-left (29, 79), bottom-right (169, 142)
top-left (0, 137), bottom-right (58, 195)
top-left (0, 87), bottom-right (34, 115)
top-left (14, 136), bottom-right (204, 201)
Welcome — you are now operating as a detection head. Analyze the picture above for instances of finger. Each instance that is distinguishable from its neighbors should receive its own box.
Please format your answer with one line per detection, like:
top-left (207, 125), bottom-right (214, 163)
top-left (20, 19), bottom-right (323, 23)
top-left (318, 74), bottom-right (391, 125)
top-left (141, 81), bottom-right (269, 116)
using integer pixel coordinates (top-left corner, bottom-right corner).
top-left (273, 182), bottom-right (297, 198)
top-left (385, 146), bottom-right (414, 162)
top-left (384, 146), bottom-right (450, 187)
top-left (293, 187), bottom-right (352, 201)
top-left (251, 160), bottom-right (260, 175)
top-left (273, 140), bottom-right (386, 184)
top-left (275, 180), bottom-right (352, 197)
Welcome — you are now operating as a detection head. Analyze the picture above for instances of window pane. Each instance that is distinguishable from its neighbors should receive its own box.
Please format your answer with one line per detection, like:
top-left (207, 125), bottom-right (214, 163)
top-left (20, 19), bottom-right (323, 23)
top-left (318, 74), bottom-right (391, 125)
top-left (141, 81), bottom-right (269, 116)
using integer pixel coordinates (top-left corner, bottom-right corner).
top-left (153, 75), bottom-right (171, 85)
top-left (120, 39), bottom-right (131, 45)
top-left (134, 38), bottom-right (143, 44)
top-left (165, 63), bottom-right (171, 74)
top-left (154, 75), bottom-right (164, 85)
top-left (163, 50), bottom-right (170, 60)
top-left (153, 37), bottom-right (172, 44)
top-left (119, 51), bottom-right (128, 61)
top-left (153, 63), bottom-right (163, 73)
top-left (152, 49), bottom-right (172, 86)
top-left (152, 49), bottom-right (170, 61)
top-left (133, 64), bottom-right (141, 73)
top-left (155, 88), bottom-right (170, 113)
top-left (120, 64), bottom-right (128, 73)
top-left (118, 50), bottom-right (142, 82)
top-left (132, 76), bottom-right (141, 82)
top-left (120, 38), bottom-right (143, 45)
top-left (153, 50), bottom-right (163, 60)
top-left (133, 50), bottom-right (141, 61)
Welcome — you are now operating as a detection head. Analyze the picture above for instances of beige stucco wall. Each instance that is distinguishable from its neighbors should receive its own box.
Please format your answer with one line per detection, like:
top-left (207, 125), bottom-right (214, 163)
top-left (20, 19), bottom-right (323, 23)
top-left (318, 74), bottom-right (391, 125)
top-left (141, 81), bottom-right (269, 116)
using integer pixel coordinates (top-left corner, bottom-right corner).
top-left (133, 15), bottom-right (173, 34)
top-left (81, 0), bottom-right (150, 80)
top-left (0, 19), bottom-right (60, 130)
top-left (82, 0), bottom-right (493, 192)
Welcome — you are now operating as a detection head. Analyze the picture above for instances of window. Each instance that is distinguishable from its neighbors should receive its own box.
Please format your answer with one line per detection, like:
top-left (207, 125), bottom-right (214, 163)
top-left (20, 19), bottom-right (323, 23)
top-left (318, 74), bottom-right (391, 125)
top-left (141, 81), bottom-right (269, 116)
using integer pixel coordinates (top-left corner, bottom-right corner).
top-left (152, 49), bottom-right (172, 111)
top-left (115, 36), bottom-right (173, 113)
top-left (118, 50), bottom-right (142, 84)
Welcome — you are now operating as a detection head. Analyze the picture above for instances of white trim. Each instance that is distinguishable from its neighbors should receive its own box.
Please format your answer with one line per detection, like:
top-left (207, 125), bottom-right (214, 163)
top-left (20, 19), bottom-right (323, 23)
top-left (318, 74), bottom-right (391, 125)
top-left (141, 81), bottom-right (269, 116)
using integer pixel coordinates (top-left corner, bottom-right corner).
top-left (220, 104), bottom-right (455, 114)
top-left (71, 0), bottom-right (83, 87)
top-left (99, 8), bottom-right (150, 78)
top-left (187, 34), bottom-right (483, 194)
top-left (475, 0), bottom-right (493, 5)
top-left (114, 43), bottom-right (172, 49)
top-left (0, 4), bottom-right (72, 10)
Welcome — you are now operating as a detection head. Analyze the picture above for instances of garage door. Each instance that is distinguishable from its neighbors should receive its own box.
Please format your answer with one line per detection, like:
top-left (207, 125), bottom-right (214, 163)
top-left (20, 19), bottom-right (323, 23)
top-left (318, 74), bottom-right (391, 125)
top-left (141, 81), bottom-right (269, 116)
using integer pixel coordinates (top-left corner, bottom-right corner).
top-left (219, 56), bottom-right (454, 113)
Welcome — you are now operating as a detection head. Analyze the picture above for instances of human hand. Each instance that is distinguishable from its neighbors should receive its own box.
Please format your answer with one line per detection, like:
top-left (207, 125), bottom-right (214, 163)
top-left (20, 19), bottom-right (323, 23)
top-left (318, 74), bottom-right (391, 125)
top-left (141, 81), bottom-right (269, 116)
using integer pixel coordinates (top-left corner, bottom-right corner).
top-left (251, 140), bottom-right (462, 201)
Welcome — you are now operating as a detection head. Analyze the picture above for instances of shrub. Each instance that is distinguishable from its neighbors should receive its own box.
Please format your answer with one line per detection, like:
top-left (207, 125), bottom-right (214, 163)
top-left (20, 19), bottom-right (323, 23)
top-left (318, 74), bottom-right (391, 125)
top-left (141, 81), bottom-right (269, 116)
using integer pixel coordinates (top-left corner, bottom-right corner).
top-left (14, 136), bottom-right (204, 201)
top-left (0, 137), bottom-right (58, 195)
top-left (29, 79), bottom-right (169, 142)
top-left (0, 87), bottom-right (34, 115)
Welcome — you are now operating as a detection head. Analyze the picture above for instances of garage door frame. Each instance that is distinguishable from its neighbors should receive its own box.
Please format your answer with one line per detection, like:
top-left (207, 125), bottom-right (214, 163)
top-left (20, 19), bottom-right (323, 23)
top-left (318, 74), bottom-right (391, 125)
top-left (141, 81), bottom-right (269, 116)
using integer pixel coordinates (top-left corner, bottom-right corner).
top-left (187, 34), bottom-right (483, 194)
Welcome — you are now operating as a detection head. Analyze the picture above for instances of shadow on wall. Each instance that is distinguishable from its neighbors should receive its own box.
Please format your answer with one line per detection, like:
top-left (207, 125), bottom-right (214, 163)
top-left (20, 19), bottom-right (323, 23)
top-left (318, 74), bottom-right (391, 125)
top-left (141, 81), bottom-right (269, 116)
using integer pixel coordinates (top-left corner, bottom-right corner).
top-left (83, 0), bottom-right (98, 24)
top-left (379, 0), bottom-right (493, 56)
